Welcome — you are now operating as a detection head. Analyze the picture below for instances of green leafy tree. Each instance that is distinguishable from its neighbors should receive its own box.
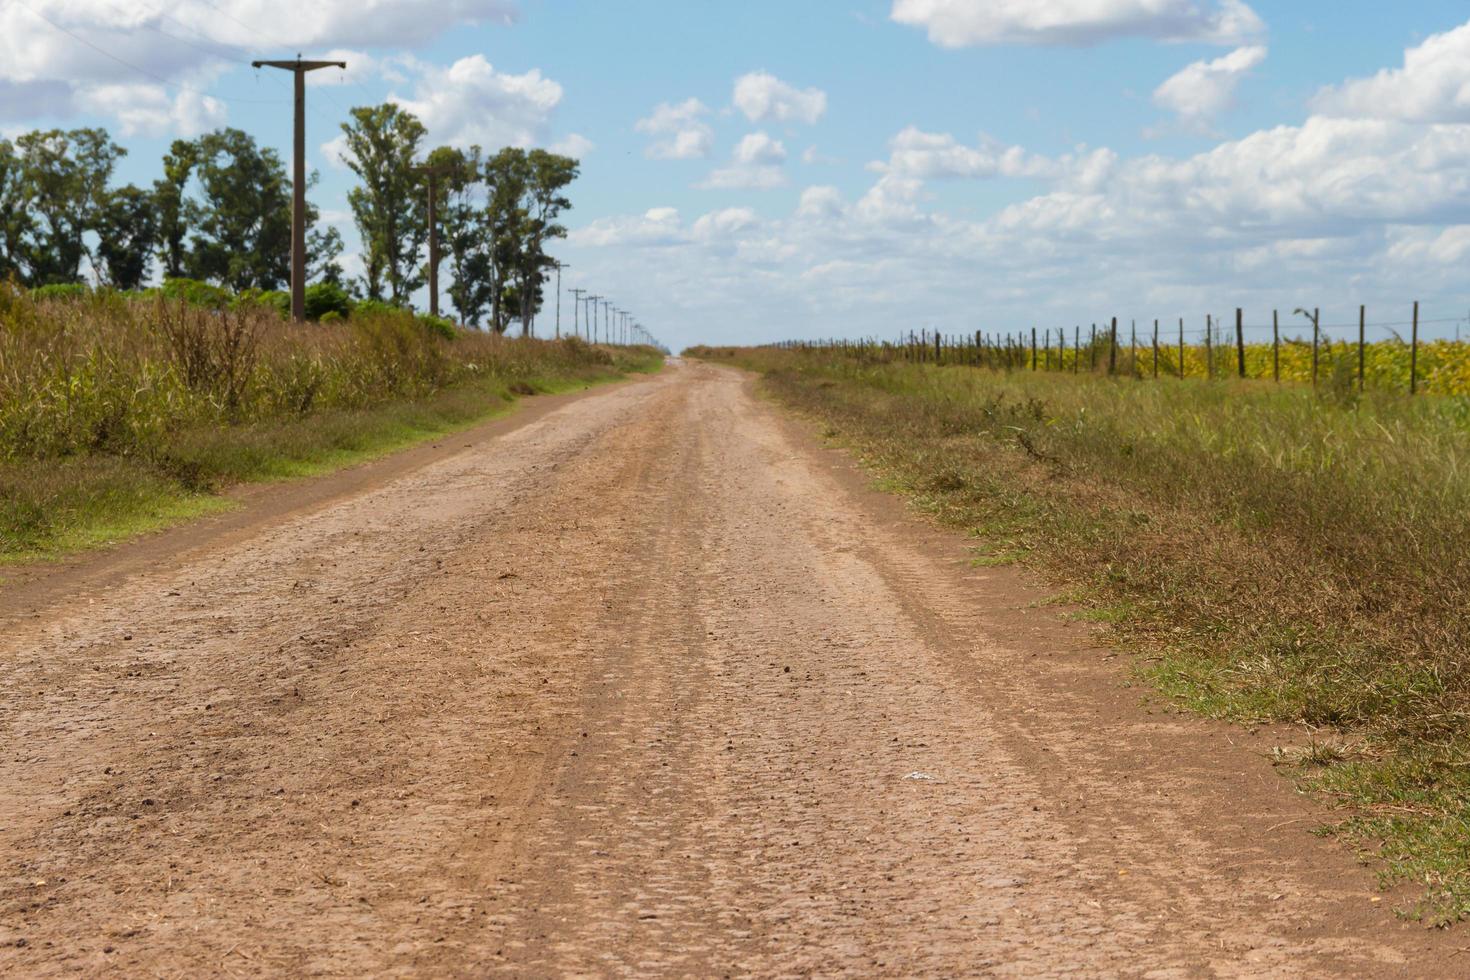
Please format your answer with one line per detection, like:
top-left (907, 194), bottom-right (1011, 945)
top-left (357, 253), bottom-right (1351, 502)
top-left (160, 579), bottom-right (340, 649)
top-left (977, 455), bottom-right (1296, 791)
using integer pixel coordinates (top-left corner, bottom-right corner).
top-left (341, 104), bottom-right (427, 304)
top-left (423, 144), bottom-right (494, 327)
top-left (16, 128), bottom-right (124, 285)
top-left (183, 128), bottom-right (292, 291)
top-left (481, 147), bottom-right (530, 334)
top-left (94, 184), bottom-right (158, 289)
top-left (153, 138), bottom-right (198, 279)
top-left (0, 140), bottom-right (31, 282)
top-left (512, 149), bottom-right (578, 336)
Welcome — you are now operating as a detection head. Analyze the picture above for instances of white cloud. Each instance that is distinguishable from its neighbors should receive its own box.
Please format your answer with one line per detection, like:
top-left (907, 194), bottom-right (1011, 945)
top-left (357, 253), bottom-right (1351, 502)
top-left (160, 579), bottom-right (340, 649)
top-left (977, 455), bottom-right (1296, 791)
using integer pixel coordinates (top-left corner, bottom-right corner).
top-left (889, 0), bottom-right (1263, 47)
top-left (551, 133), bottom-right (594, 157)
top-left (1153, 45), bottom-right (1266, 128)
top-left (75, 83), bottom-right (225, 138)
top-left (872, 126), bottom-right (1060, 179)
top-left (1313, 21), bottom-right (1470, 123)
top-left (700, 132), bottom-right (788, 190)
top-left (733, 72), bottom-right (827, 125)
top-left (388, 54), bottom-right (563, 149)
top-left (635, 98), bottom-right (714, 160)
top-left (693, 207), bottom-right (759, 240)
top-left (0, 1), bottom-right (517, 133)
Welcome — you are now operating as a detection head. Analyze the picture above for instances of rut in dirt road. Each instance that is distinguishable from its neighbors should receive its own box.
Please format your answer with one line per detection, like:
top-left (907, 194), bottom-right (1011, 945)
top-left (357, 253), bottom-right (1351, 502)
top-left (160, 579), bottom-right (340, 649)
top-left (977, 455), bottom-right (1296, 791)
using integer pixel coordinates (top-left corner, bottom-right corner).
top-left (0, 361), bottom-right (1457, 977)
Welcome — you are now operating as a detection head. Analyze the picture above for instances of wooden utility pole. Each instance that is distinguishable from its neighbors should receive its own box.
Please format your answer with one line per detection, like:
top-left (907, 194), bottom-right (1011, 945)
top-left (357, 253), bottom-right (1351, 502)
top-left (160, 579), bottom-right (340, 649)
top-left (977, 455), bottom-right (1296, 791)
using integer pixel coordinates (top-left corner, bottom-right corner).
top-left (552, 262), bottom-right (568, 338)
top-left (587, 295), bottom-right (602, 342)
top-left (410, 163), bottom-right (453, 319)
top-left (570, 288), bottom-right (586, 338)
top-left (251, 56), bottom-right (347, 323)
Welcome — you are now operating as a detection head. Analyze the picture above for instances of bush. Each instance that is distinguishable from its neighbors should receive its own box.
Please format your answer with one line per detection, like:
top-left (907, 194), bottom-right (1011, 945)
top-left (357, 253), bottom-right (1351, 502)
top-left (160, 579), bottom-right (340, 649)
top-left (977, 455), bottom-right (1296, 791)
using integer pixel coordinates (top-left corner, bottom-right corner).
top-left (319, 310), bottom-right (343, 324)
top-left (417, 313), bottom-right (457, 341)
top-left (305, 281), bottom-right (352, 321)
top-left (234, 288), bottom-right (290, 319)
top-left (30, 283), bottom-right (90, 302)
top-left (162, 277), bottom-right (233, 310)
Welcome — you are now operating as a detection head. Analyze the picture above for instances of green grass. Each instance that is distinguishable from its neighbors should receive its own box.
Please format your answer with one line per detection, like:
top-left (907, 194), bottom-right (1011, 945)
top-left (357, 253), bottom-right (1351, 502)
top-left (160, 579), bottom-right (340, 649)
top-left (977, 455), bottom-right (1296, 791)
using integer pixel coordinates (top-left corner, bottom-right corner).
top-left (689, 343), bottom-right (1470, 924)
top-left (1, 287), bottom-right (661, 562)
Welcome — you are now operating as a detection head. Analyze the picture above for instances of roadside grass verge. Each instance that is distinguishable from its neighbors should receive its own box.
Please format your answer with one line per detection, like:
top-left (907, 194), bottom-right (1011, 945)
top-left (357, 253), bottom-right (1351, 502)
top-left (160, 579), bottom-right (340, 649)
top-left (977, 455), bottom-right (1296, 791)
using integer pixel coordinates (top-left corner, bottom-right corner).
top-left (1, 287), bottom-right (661, 563)
top-left (688, 345), bottom-right (1470, 924)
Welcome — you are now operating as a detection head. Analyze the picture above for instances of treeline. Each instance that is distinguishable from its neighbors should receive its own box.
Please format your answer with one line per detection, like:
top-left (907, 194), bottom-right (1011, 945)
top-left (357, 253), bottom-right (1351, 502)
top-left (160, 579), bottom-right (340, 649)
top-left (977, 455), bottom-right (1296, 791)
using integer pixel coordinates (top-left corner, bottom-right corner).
top-left (0, 105), bottom-right (578, 333)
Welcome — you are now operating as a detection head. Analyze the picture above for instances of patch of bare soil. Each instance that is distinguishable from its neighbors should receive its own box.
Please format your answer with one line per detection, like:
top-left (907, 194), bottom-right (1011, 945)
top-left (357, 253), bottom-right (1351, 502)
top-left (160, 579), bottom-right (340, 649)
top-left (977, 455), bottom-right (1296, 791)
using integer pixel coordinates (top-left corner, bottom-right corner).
top-left (0, 362), bottom-right (1457, 976)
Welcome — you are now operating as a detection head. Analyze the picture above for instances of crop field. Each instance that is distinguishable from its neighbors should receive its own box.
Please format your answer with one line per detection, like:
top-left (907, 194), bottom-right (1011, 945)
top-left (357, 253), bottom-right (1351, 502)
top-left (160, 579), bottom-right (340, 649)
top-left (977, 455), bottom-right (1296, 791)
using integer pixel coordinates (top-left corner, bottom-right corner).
top-left (690, 341), bottom-right (1470, 923)
top-left (0, 287), bottom-right (661, 561)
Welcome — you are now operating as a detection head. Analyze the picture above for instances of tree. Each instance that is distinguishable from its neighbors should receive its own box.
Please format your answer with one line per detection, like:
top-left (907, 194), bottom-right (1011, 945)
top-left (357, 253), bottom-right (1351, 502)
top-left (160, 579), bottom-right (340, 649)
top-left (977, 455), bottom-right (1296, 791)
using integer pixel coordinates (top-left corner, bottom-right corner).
top-left (341, 104), bottom-right (427, 304)
top-left (307, 224), bottom-right (345, 285)
top-left (509, 149), bottom-right (578, 336)
top-left (0, 140), bottom-right (31, 282)
top-left (424, 144), bottom-right (493, 326)
top-left (16, 128), bottom-right (124, 285)
top-left (481, 147), bottom-right (530, 334)
top-left (95, 184), bottom-right (158, 289)
top-left (184, 128), bottom-right (292, 291)
top-left (153, 138), bottom-right (197, 279)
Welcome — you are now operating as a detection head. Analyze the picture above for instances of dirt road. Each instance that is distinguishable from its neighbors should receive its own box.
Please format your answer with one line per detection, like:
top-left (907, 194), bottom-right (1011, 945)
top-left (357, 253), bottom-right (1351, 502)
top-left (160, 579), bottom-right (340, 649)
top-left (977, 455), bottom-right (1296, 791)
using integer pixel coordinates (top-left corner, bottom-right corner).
top-left (0, 361), bottom-right (1457, 976)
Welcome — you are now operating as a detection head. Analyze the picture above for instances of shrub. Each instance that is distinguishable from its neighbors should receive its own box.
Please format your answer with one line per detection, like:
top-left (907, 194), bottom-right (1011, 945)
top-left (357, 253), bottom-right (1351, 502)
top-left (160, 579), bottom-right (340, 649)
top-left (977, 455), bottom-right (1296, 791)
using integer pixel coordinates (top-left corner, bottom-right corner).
top-left (29, 283), bottom-right (89, 302)
top-left (305, 281), bottom-right (352, 321)
top-left (161, 277), bottom-right (232, 310)
top-left (417, 313), bottom-right (457, 341)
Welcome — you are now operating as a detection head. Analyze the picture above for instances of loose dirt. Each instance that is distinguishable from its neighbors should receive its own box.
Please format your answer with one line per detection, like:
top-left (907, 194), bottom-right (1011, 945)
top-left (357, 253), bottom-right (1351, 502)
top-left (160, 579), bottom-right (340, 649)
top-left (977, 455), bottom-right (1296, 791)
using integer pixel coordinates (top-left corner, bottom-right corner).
top-left (0, 361), bottom-right (1459, 977)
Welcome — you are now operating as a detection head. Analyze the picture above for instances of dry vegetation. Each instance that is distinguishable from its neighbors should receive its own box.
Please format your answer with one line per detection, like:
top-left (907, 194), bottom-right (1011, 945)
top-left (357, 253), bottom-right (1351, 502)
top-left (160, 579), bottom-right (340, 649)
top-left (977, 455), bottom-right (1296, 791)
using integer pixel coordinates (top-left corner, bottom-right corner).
top-left (690, 343), bottom-right (1470, 923)
top-left (0, 287), bottom-right (661, 559)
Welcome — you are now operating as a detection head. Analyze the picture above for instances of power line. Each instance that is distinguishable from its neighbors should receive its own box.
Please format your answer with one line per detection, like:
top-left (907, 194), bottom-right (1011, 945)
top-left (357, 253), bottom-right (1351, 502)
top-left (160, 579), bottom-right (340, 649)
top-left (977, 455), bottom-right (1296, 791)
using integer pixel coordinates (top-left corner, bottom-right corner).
top-left (15, 0), bottom-right (281, 106)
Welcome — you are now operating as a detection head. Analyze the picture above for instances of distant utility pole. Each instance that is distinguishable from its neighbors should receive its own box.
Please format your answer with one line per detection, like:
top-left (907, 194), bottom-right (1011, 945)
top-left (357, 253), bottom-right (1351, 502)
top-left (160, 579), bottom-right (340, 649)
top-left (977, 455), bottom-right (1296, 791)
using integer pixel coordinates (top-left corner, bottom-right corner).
top-left (603, 301), bottom-right (611, 343)
top-left (553, 261), bottom-right (568, 338)
top-left (587, 295), bottom-right (602, 342)
top-left (251, 55), bottom-right (347, 323)
top-left (570, 285), bottom-right (585, 339)
top-left (410, 162), bottom-right (453, 319)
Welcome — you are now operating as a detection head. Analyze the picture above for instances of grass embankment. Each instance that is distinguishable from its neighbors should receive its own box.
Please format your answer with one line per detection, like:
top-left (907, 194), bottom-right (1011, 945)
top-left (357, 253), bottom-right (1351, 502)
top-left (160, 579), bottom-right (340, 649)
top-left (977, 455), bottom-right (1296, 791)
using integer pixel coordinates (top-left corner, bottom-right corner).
top-left (1, 288), bottom-right (661, 562)
top-left (689, 344), bottom-right (1470, 923)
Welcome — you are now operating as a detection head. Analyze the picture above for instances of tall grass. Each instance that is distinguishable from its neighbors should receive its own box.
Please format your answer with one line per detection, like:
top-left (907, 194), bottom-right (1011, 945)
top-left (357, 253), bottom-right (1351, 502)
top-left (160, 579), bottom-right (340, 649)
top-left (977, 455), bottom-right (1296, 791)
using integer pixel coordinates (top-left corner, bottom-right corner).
top-left (692, 344), bottom-right (1470, 922)
top-left (1, 286), bottom-right (660, 558)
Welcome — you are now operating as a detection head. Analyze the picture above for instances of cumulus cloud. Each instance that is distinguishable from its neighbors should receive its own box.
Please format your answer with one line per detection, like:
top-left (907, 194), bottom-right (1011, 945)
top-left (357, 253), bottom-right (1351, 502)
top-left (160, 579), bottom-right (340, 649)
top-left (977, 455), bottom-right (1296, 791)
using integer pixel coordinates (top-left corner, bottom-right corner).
top-left (1153, 45), bottom-right (1266, 128)
top-left (1312, 20), bottom-right (1470, 123)
top-left (700, 132), bottom-right (788, 190)
top-left (733, 72), bottom-right (827, 125)
top-left (889, 0), bottom-right (1263, 48)
top-left (0, 0), bottom-right (517, 133)
top-left (635, 98), bottom-right (714, 160)
top-left (76, 83), bottom-right (226, 138)
top-left (388, 54), bottom-right (562, 149)
top-left (872, 126), bottom-right (1060, 179)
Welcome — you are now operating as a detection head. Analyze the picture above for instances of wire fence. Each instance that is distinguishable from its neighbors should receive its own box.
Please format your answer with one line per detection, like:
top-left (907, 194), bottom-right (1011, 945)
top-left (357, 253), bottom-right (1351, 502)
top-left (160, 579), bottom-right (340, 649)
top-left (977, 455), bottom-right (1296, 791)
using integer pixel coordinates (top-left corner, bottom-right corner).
top-left (768, 304), bottom-right (1470, 396)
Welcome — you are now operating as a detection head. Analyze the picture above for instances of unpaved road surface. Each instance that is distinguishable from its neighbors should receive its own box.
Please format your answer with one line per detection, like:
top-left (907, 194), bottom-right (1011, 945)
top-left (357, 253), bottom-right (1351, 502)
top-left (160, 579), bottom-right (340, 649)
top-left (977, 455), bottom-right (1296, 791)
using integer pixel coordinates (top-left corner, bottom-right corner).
top-left (0, 362), bottom-right (1458, 977)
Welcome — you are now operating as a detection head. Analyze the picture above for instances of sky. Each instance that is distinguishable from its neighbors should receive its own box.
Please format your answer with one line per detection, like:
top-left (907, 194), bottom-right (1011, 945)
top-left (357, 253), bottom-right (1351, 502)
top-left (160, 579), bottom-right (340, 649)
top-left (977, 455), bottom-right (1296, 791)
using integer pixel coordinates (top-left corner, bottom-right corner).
top-left (6, 0), bottom-right (1470, 350)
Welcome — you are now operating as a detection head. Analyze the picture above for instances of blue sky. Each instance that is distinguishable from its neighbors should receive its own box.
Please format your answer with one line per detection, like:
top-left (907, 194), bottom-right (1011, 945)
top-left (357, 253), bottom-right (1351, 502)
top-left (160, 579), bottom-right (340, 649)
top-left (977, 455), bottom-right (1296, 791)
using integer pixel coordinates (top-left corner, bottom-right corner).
top-left (8, 1), bottom-right (1470, 349)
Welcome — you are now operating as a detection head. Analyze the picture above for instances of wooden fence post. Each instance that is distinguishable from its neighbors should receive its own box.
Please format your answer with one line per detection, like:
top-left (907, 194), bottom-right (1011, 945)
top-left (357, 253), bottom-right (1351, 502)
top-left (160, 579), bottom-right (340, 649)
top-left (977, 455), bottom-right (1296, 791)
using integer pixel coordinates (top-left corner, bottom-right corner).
top-left (1074, 326), bottom-right (1080, 373)
top-left (1311, 309), bottom-right (1320, 386)
top-left (1031, 327), bottom-right (1038, 371)
top-left (1235, 308), bottom-right (1246, 379)
top-left (1205, 315), bottom-right (1213, 380)
top-left (1358, 305), bottom-right (1366, 392)
top-left (1178, 318), bottom-right (1185, 379)
top-left (1108, 317), bottom-right (1118, 375)
top-left (1152, 319), bottom-right (1159, 379)
top-left (1411, 300), bottom-right (1419, 395)
top-left (1273, 310), bottom-right (1280, 382)
top-left (1090, 324), bottom-right (1097, 371)
top-left (1130, 320), bottom-right (1137, 377)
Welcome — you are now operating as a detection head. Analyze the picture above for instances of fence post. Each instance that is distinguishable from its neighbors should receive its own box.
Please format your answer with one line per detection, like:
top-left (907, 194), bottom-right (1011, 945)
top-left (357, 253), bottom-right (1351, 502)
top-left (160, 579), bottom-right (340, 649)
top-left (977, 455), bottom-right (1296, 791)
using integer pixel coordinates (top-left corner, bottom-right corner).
top-left (1031, 327), bottom-right (1038, 371)
top-left (1411, 300), bottom-right (1419, 395)
top-left (1311, 309), bottom-right (1319, 386)
top-left (1130, 320), bottom-right (1137, 377)
top-left (1205, 315), bottom-right (1213, 380)
top-left (935, 330), bottom-right (942, 364)
top-left (1090, 324), bottom-right (1097, 371)
top-left (1178, 318), bottom-right (1185, 379)
top-left (1108, 317), bottom-right (1118, 375)
top-left (1358, 305), bottom-right (1366, 392)
top-left (1273, 310), bottom-right (1280, 382)
top-left (1152, 319), bottom-right (1159, 379)
top-left (1074, 326), bottom-right (1080, 373)
top-left (1235, 308), bottom-right (1246, 379)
